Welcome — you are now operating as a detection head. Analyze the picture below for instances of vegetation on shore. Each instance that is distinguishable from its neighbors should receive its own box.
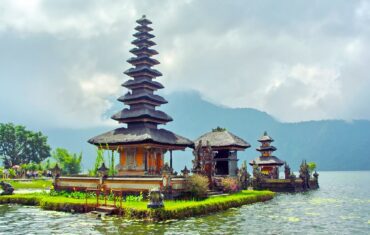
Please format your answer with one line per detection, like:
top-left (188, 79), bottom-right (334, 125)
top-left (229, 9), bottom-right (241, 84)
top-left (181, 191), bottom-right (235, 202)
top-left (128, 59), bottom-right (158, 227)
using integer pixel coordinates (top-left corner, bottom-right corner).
top-left (3, 179), bottom-right (52, 190)
top-left (0, 190), bottom-right (274, 221)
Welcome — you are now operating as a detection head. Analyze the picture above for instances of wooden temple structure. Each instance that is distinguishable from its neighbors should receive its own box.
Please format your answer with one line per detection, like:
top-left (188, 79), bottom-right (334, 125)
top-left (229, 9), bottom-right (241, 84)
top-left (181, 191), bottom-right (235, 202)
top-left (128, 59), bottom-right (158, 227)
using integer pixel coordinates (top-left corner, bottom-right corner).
top-left (88, 15), bottom-right (193, 176)
top-left (54, 16), bottom-right (193, 194)
top-left (249, 131), bottom-right (284, 179)
top-left (193, 128), bottom-right (250, 177)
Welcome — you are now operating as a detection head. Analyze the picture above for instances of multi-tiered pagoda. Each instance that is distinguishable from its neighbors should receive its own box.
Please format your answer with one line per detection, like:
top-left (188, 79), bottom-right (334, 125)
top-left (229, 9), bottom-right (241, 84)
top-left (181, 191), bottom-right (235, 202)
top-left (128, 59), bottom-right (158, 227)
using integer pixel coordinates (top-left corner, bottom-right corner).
top-left (89, 15), bottom-right (193, 176)
top-left (250, 131), bottom-right (284, 178)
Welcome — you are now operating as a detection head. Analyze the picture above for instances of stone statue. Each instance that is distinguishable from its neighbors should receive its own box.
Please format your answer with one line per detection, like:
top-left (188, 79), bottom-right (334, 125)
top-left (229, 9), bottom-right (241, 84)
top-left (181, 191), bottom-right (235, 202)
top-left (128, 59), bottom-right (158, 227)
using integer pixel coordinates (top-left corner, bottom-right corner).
top-left (192, 140), bottom-right (215, 186)
top-left (147, 188), bottom-right (164, 209)
top-left (238, 160), bottom-right (250, 189)
top-left (252, 161), bottom-right (263, 188)
top-left (271, 167), bottom-right (279, 179)
top-left (284, 162), bottom-right (291, 179)
top-left (161, 163), bottom-right (172, 198)
top-left (299, 160), bottom-right (310, 189)
top-left (0, 181), bottom-right (14, 195)
top-left (192, 140), bottom-right (203, 174)
top-left (313, 171), bottom-right (319, 180)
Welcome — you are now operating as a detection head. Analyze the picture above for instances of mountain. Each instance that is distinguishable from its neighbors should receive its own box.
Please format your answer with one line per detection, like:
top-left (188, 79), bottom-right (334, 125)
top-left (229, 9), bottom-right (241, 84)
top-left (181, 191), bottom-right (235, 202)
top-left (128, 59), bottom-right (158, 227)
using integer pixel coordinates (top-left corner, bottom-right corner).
top-left (42, 91), bottom-right (370, 172)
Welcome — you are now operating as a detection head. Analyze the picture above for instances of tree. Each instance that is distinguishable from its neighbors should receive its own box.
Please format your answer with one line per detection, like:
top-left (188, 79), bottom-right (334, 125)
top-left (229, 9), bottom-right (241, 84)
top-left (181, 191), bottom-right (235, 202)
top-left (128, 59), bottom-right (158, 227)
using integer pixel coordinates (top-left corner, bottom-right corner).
top-left (307, 162), bottom-right (317, 174)
top-left (52, 148), bottom-right (82, 175)
top-left (0, 123), bottom-right (51, 168)
top-left (44, 159), bottom-right (51, 171)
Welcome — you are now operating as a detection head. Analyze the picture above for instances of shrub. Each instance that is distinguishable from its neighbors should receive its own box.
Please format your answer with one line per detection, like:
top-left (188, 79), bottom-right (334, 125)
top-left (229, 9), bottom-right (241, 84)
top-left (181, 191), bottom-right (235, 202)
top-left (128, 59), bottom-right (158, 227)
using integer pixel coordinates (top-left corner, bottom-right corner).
top-left (187, 174), bottom-right (209, 198)
top-left (307, 162), bottom-right (317, 175)
top-left (8, 168), bottom-right (16, 178)
top-left (221, 177), bottom-right (240, 193)
top-left (125, 192), bottom-right (143, 202)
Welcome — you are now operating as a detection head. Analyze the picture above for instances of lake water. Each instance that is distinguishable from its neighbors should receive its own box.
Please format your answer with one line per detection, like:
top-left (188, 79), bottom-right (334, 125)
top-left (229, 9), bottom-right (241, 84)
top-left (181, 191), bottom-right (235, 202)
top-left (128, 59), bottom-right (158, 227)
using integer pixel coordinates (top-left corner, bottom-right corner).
top-left (0, 171), bottom-right (369, 235)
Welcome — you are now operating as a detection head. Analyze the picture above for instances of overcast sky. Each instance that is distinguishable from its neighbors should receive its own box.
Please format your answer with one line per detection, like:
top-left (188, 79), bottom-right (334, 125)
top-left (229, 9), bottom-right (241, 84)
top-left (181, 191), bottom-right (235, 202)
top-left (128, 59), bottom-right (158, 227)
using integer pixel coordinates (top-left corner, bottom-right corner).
top-left (1, 0), bottom-right (370, 129)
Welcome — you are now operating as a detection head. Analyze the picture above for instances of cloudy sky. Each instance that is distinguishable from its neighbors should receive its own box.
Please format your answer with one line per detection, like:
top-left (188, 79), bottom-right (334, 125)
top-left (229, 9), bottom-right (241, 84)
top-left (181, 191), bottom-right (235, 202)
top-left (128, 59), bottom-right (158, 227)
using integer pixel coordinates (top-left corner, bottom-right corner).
top-left (1, 0), bottom-right (370, 129)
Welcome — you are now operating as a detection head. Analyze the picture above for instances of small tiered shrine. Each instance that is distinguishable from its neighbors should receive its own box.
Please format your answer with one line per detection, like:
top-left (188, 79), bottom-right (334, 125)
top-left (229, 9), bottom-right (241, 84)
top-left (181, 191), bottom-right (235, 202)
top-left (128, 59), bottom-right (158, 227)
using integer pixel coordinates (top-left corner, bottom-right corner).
top-left (194, 128), bottom-right (250, 177)
top-left (249, 131), bottom-right (284, 178)
top-left (88, 15), bottom-right (193, 176)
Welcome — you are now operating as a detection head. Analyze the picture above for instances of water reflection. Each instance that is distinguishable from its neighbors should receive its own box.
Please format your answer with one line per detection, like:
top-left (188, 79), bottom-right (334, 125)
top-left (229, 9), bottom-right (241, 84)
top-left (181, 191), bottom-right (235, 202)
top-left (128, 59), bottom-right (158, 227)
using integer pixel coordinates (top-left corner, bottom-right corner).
top-left (0, 171), bottom-right (369, 234)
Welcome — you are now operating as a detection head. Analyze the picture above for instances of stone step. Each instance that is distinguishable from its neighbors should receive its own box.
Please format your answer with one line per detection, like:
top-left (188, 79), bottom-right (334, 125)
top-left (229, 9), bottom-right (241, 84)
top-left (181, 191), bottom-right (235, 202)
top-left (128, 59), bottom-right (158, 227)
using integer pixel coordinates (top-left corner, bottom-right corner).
top-left (206, 191), bottom-right (226, 196)
top-left (89, 211), bottom-right (108, 218)
top-left (95, 206), bottom-right (117, 215)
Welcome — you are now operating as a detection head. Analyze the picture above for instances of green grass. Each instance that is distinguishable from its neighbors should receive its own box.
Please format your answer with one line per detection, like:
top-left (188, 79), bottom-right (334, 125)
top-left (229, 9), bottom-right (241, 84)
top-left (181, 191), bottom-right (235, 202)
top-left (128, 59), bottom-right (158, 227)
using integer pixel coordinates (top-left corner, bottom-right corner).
top-left (3, 179), bottom-right (52, 189)
top-left (0, 190), bottom-right (275, 221)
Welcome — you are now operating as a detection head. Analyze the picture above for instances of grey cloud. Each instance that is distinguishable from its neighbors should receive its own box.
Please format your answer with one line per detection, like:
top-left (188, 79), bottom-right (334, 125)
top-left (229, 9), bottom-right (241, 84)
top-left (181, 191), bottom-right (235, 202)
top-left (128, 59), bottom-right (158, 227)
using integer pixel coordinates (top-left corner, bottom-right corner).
top-left (0, 0), bottom-right (369, 128)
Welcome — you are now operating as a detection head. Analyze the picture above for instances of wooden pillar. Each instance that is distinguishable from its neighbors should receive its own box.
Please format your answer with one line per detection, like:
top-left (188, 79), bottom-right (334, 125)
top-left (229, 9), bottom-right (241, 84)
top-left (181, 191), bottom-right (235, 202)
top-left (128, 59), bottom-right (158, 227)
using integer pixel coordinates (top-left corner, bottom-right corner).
top-left (144, 149), bottom-right (148, 173)
top-left (96, 191), bottom-right (100, 207)
top-left (170, 150), bottom-right (173, 169)
top-left (154, 150), bottom-right (158, 174)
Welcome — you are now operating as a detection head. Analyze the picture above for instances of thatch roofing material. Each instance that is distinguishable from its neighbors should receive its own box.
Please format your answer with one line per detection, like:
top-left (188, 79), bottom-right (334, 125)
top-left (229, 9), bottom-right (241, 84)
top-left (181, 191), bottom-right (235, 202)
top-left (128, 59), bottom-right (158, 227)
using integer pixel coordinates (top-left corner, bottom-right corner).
top-left (194, 130), bottom-right (250, 149)
top-left (127, 56), bottom-right (160, 66)
top-left (130, 47), bottom-right (158, 56)
top-left (118, 92), bottom-right (168, 104)
top-left (133, 31), bottom-right (155, 39)
top-left (134, 25), bottom-right (153, 32)
top-left (88, 127), bottom-right (193, 147)
top-left (124, 66), bottom-right (162, 77)
top-left (256, 146), bottom-right (277, 151)
top-left (249, 156), bottom-right (284, 166)
top-left (136, 15), bottom-right (152, 25)
top-left (122, 79), bottom-right (164, 90)
top-left (258, 131), bottom-right (274, 142)
top-left (111, 108), bottom-right (173, 122)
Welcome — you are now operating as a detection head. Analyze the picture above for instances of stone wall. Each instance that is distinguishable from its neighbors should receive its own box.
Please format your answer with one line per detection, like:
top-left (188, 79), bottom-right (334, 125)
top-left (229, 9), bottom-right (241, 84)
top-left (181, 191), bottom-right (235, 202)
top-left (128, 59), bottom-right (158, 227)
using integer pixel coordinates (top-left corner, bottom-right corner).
top-left (254, 179), bottom-right (319, 192)
top-left (54, 176), bottom-right (188, 195)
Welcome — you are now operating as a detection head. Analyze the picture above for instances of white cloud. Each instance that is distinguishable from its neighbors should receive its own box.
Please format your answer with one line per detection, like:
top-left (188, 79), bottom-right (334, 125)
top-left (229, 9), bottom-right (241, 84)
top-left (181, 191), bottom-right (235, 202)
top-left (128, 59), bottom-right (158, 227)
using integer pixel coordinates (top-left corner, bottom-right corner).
top-left (56, 72), bottom-right (122, 128)
top-left (1, 0), bottom-right (370, 127)
top-left (0, 0), bottom-right (137, 38)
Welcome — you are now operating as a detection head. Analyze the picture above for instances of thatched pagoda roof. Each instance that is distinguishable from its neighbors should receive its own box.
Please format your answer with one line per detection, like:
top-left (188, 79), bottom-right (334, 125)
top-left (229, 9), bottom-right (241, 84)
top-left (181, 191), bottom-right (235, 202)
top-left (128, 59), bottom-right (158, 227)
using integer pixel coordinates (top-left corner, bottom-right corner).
top-left (256, 146), bottom-right (277, 151)
top-left (194, 130), bottom-right (250, 150)
top-left (111, 108), bottom-right (173, 122)
top-left (258, 131), bottom-right (274, 142)
top-left (249, 156), bottom-right (284, 166)
top-left (88, 127), bottom-right (193, 149)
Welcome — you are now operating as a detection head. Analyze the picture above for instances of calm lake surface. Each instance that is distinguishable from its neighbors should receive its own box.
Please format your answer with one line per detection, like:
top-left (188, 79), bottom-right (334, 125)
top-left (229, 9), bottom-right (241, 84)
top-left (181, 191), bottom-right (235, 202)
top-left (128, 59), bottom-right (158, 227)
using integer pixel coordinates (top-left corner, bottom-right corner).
top-left (1, 171), bottom-right (369, 235)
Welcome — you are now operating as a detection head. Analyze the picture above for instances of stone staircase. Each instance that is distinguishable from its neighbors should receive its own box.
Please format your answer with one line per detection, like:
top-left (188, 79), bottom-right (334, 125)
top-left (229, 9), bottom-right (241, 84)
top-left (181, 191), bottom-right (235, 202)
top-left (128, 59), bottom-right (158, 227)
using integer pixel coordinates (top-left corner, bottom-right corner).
top-left (89, 206), bottom-right (118, 218)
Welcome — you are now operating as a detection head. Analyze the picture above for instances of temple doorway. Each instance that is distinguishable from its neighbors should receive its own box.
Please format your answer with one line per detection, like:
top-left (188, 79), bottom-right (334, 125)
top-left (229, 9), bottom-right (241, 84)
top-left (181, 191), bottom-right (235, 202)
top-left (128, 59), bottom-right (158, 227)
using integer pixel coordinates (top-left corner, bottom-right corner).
top-left (214, 150), bottom-right (229, 175)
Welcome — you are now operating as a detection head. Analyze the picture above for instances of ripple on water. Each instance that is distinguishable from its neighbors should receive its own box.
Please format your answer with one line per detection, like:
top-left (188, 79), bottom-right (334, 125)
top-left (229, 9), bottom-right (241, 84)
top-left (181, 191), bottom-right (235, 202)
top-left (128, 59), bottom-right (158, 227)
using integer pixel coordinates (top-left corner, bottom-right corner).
top-left (1, 172), bottom-right (370, 234)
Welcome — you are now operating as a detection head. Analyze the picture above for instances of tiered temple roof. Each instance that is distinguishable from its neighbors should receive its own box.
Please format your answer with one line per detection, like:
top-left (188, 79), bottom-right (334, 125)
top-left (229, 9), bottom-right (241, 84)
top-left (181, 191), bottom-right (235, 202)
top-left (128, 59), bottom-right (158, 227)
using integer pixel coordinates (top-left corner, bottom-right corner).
top-left (250, 131), bottom-right (284, 166)
top-left (89, 15), bottom-right (192, 149)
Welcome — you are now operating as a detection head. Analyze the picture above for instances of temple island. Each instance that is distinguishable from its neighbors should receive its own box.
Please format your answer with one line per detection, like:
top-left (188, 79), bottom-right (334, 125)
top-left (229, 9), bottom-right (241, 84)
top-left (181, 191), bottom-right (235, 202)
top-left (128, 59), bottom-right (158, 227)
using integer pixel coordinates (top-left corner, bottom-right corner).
top-left (45, 16), bottom-right (319, 216)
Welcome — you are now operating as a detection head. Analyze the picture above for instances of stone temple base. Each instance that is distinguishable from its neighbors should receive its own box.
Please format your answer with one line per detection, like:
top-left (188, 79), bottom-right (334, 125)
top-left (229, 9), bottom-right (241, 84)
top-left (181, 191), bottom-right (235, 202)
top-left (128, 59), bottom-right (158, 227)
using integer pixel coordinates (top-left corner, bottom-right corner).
top-left (254, 179), bottom-right (319, 192)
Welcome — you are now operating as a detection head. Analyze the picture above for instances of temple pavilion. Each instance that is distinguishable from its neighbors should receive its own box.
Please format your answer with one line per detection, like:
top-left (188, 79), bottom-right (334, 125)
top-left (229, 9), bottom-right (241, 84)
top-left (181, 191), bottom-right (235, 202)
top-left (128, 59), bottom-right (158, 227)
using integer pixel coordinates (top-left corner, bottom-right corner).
top-left (249, 131), bottom-right (284, 178)
top-left (194, 128), bottom-right (250, 177)
top-left (88, 15), bottom-right (193, 176)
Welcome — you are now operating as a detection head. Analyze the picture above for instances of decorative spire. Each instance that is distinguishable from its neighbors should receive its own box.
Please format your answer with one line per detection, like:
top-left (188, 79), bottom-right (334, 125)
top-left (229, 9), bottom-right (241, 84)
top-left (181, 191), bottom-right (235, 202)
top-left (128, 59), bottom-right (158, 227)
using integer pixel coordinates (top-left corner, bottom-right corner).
top-left (256, 131), bottom-right (277, 157)
top-left (258, 131), bottom-right (274, 142)
top-left (111, 16), bottom-right (173, 129)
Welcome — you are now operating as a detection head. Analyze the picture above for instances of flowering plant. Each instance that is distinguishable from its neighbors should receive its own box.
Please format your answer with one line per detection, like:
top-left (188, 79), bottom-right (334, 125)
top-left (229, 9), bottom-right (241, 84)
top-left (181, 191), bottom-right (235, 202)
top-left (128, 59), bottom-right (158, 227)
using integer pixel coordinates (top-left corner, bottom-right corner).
top-left (221, 177), bottom-right (240, 193)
